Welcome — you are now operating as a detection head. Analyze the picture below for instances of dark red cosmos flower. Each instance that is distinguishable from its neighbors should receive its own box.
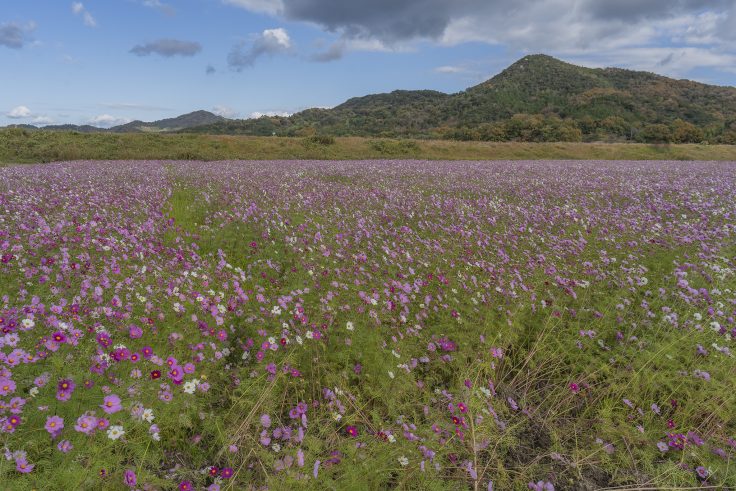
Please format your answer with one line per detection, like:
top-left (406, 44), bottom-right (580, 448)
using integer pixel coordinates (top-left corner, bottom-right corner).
top-left (279, 338), bottom-right (287, 346)
top-left (208, 466), bottom-right (219, 476)
top-left (151, 370), bottom-right (161, 380)
top-left (452, 416), bottom-right (461, 426)
top-left (346, 425), bottom-right (358, 437)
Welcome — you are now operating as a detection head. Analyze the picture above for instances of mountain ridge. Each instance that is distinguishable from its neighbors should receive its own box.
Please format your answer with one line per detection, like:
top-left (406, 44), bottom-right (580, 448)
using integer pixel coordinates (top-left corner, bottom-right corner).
top-left (7, 55), bottom-right (736, 143)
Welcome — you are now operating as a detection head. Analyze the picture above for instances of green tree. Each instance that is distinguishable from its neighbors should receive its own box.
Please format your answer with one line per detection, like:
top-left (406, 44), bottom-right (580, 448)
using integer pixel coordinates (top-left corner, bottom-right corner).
top-left (638, 124), bottom-right (673, 143)
top-left (671, 119), bottom-right (704, 143)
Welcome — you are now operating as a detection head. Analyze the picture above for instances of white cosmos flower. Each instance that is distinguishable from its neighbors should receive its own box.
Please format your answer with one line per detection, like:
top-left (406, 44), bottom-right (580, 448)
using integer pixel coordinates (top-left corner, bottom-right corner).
top-left (107, 425), bottom-right (125, 440)
top-left (398, 456), bottom-right (409, 466)
top-left (346, 321), bottom-right (354, 331)
top-left (21, 319), bottom-right (35, 329)
top-left (183, 381), bottom-right (198, 394)
top-left (142, 409), bottom-right (154, 423)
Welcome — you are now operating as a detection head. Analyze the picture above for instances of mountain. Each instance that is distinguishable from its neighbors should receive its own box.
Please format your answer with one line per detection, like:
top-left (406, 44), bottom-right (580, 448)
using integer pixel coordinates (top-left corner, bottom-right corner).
top-left (7, 110), bottom-right (226, 134)
top-left (6, 56), bottom-right (736, 143)
top-left (188, 55), bottom-right (736, 143)
top-left (108, 110), bottom-right (226, 133)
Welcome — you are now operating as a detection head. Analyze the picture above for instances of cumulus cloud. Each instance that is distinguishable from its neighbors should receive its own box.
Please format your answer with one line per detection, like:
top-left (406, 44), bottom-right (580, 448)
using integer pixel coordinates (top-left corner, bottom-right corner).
top-left (5, 106), bottom-right (55, 125)
top-left (224, 0), bottom-right (736, 76)
top-left (7, 106), bottom-right (32, 119)
top-left (32, 116), bottom-right (55, 125)
top-left (228, 28), bottom-right (291, 70)
top-left (130, 39), bottom-right (202, 57)
top-left (71, 2), bottom-right (97, 27)
top-left (248, 110), bottom-right (291, 118)
top-left (212, 105), bottom-right (238, 118)
top-left (88, 114), bottom-right (131, 128)
top-left (0, 21), bottom-right (35, 49)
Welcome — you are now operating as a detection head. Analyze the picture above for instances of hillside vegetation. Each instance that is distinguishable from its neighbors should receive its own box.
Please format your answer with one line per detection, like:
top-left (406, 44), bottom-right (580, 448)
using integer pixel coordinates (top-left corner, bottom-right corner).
top-left (189, 55), bottom-right (736, 143)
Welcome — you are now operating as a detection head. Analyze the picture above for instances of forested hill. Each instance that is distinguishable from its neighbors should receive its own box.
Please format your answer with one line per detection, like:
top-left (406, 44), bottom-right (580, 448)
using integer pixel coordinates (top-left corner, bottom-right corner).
top-left (189, 55), bottom-right (736, 143)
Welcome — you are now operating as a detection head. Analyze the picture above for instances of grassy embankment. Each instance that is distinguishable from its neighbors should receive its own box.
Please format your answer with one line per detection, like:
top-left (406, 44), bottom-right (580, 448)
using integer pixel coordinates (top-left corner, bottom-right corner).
top-left (2, 129), bottom-right (736, 164)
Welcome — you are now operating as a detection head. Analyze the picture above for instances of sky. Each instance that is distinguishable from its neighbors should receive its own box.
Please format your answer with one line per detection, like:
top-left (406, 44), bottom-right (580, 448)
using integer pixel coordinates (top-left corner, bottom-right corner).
top-left (2, 0), bottom-right (736, 127)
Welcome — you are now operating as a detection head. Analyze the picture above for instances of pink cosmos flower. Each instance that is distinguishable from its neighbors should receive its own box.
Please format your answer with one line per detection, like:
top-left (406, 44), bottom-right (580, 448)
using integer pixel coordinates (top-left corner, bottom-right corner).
top-left (57, 440), bottom-right (73, 453)
top-left (16, 458), bottom-right (34, 473)
top-left (45, 415), bottom-right (64, 437)
top-left (0, 377), bottom-right (16, 396)
top-left (100, 394), bottom-right (123, 414)
top-left (74, 414), bottom-right (98, 434)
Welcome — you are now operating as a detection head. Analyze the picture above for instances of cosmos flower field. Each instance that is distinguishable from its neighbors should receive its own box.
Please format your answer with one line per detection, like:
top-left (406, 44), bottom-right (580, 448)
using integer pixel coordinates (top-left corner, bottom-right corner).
top-left (0, 159), bottom-right (735, 490)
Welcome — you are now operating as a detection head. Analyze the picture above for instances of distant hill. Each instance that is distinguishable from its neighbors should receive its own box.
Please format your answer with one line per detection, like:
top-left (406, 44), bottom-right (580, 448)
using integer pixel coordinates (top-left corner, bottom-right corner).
top-left (188, 55), bottom-right (736, 143)
top-left (6, 56), bottom-right (736, 143)
top-left (109, 110), bottom-right (226, 133)
top-left (9, 110), bottom-right (226, 134)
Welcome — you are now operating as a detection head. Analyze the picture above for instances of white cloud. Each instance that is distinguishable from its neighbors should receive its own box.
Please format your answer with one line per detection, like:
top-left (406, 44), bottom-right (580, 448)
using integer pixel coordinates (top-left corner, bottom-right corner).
top-left (32, 116), bottom-right (55, 125)
top-left (228, 28), bottom-right (292, 70)
top-left (7, 105), bottom-right (32, 119)
top-left (248, 110), bottom-right (291, 118)
top-left (223, 0), bottom-right (283, 16)
top-left (141, 0), bottom-right (176, 16)
top-left (434, 65), bottom-right (465, 74)
top-left (224, 0), bottom-right (736, 78)
top-left (71, 2), bottom-right (97, 27)
top-left (88, 114), bottom-right (131, 127)
top-left (212, 105), bottom-right (238, 118)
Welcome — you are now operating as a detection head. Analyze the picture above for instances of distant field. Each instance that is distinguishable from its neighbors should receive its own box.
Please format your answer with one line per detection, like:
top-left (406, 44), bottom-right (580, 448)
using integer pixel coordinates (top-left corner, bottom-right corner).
top-left (2, 129), bottom-right (736, 164)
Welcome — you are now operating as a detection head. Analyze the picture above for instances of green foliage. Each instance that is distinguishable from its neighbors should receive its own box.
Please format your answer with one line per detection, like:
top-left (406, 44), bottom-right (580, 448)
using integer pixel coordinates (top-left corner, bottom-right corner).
top-left (176, 55), bottom-right (736, 143)
top-left (4, 130), bottom-right (736, 166)
top-left (303, 135), bottom-right (336, 146)
top-left (638, 124), bottom-right (674, 143)
top-left (367, 139), bottom-right (421, 156)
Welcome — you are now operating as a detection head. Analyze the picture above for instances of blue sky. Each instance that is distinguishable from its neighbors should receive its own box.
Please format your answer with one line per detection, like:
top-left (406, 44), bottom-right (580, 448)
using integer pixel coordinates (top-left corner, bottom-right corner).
top-left (2, 0), bottom-right (736, 127)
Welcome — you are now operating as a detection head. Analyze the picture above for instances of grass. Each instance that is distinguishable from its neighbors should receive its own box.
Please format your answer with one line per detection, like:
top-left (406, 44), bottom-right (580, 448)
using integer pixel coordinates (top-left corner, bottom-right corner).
top-left (2, 128), bottom-right (736, 164)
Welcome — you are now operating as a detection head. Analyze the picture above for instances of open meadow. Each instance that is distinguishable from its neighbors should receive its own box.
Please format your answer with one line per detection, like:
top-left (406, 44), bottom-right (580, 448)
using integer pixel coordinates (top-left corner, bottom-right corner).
top-left (0, 159), bottom-right (734, 490)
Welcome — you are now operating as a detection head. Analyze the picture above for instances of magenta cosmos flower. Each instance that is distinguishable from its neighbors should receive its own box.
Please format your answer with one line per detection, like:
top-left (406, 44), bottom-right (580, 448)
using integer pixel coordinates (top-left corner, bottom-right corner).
top-left (123, 469), bottom-right (137, 487)
top-left (100, 394), bottom-right (123, 414)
